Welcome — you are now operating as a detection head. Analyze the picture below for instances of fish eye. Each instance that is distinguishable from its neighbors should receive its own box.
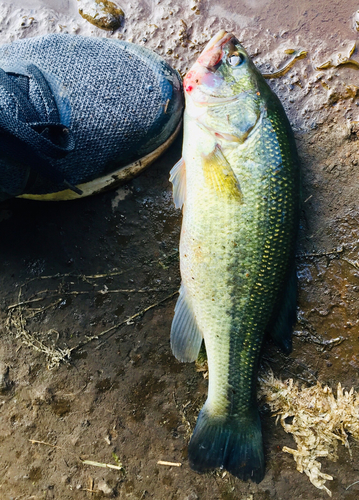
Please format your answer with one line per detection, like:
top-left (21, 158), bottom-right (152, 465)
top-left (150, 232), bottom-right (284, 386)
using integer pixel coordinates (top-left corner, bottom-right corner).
top-left (227, 52), bottom-right (244, 67)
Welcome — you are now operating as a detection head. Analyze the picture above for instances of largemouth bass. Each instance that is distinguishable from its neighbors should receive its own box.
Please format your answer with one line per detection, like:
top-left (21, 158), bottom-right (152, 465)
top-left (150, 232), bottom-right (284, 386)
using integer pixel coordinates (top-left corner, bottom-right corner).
top-left (169, 30), bottom-right (300, 482)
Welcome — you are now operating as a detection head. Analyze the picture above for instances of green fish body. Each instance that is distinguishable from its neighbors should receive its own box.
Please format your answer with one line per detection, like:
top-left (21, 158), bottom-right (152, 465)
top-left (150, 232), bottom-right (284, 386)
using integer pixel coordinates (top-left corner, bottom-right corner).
top-left (170, 30), bottom-right (300, 482)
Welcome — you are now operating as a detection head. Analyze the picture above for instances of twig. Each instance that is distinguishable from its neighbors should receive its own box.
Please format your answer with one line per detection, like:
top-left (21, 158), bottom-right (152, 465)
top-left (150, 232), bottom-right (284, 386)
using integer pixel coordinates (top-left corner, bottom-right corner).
top-left (293, 330), bottom-right (346, 351)
top-left (8, 289), bottom-right (164, 311)
top-left (297, 247), bottom-right (344, 260)
top-left (22, 250), bottom-right (179, 286)
top-left (285, 370), bottom-right (317, 385)
top-left (7, 297), bottom-right (45, 310)
top-left (5, 286), bottom-right (178, 366)
top-left (81, 459), bottom-right (124, 471)
top-left (342, 257), bottom-right (359, 270)
top-left (157, 460), bottom-right (182, 467)
top-left (100, 288), bottom-right (163, 294)
top-left (87, 477), bottom-right (94, 498)
top-left (23, 268), bottom-right (136, 285)
top-left (262, 49), bottom-right (307, 79)
top-left (29, 439), bottom-right (61, 449)
top-left (310, 336), bottom-right (345, 349)
top-left (88, 290), bottom-right (179, 352)
top-left (3, 243), bottom-right (180, 367)
top-left (346, 480), bottom-right (359, 491)
top-left (26, 299), bottom-right (63, 318)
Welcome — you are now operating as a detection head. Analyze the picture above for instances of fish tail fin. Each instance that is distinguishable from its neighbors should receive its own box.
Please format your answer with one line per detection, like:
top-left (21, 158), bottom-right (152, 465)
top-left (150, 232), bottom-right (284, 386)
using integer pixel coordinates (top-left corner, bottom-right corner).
top-left (188, 403), bottom-right (265, 483)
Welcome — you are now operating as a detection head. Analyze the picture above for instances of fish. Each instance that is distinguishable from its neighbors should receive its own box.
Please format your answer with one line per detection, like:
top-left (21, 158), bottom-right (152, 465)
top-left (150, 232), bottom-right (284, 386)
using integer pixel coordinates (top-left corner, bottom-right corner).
top-left (169, 30), bottom-right (300, 482)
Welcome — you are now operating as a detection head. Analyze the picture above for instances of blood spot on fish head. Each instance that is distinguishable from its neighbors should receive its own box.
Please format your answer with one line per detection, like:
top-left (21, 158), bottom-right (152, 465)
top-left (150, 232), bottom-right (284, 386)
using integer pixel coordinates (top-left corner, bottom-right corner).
top-left (183, 64), bottom-right (207, 94)
top-left (183, 70), bottom-right (196, 93)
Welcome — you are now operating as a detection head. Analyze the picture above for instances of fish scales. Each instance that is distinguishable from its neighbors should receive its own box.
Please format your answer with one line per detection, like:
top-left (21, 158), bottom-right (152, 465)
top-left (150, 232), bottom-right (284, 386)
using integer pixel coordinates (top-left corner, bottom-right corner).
top-left (170, 30), bottom-right (300, 482)
top-left (183, 109), bottom-right (296, 411)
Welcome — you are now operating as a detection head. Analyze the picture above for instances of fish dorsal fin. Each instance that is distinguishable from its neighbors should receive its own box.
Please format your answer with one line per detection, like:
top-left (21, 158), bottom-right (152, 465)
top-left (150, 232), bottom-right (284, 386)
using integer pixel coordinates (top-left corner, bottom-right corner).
top-left (170, 283), bottom-right (203, 362)
top-left (202, 145), bottom-right (242, 202)
top-left (169, 157), bottom-right (186, 209)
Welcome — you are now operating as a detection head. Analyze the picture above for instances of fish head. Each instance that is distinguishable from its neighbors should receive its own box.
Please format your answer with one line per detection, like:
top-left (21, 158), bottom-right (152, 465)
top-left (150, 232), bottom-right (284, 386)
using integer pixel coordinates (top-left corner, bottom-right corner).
top-left (183, 31), bottom-right (264, 142)
top-left (184, 30), bottom-right (259, 104)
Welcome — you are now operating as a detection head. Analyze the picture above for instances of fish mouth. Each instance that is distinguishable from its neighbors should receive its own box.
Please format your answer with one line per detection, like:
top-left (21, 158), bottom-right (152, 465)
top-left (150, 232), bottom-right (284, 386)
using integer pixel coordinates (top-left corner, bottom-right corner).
top-left (197, 30), bottom-right (235, 69)
top-left (184, 30), bottom-right (242, 104)
top-left (201, 30), bottom-right (233, 55)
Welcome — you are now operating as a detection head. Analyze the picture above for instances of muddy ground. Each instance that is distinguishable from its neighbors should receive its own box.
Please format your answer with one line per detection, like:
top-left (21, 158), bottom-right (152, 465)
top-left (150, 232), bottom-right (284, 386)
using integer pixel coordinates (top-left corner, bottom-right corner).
top-left (1, 0), bottom-right (359, 499)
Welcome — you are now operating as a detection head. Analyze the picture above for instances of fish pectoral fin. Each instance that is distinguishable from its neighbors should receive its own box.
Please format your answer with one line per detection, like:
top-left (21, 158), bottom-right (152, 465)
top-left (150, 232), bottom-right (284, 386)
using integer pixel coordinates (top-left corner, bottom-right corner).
top-left (170, 283), bottom-right (203, 362)
top-left (169, 157), bottom-right (186, 209)
top-left (202, 145), bottom-right (242, 202)
top-left (268, 264), bottom-right (297, 354)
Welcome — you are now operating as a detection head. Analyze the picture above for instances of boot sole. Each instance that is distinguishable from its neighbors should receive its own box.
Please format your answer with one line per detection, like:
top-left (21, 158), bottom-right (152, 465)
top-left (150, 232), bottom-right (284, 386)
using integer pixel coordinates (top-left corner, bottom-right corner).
top-left (18, 120), bottom-right (182, 201)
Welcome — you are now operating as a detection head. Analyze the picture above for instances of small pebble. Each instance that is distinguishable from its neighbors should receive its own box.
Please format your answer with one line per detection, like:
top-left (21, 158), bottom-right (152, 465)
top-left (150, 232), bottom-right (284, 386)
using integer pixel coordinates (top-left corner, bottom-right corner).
top-left (98, 479), bottom-right (113, 496)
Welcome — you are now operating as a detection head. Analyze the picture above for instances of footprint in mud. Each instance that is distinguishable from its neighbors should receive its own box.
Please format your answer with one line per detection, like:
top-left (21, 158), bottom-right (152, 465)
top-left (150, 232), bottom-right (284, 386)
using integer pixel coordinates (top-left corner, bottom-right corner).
top-left (95, 377), bottom-right (119, 392)
top-left (126, 373), bottom-right (166, 421)
top-left (50, 398), bottom-right (72, 417)
top-left (28, 466), bottom-right (42, 482)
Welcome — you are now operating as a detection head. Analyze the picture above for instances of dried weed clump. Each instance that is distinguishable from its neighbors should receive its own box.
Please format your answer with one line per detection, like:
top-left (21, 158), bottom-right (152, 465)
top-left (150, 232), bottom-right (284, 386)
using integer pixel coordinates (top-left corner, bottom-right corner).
top-left (260, 373), bottom-right (359, 496)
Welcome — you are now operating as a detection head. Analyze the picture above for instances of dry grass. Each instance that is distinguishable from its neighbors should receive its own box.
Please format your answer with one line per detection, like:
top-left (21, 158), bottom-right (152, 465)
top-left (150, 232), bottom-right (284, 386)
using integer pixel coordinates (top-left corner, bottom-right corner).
top-left (260, 373), bottom-right (359, 496)
top-left (6, 289), bottom-right (71, 368)
top-left (195, 354), bottom-right (359, 496)
top-left (5, 287), bottom-right (178, 368)
top-left (3, 251), bottom-right (180, 368)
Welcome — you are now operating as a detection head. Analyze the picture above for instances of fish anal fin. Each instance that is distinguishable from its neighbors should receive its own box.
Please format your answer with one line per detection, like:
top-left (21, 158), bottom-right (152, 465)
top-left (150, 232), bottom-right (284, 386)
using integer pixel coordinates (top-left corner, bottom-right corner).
top-left (170, 283), bottom-right (202, 362)
top-left (269, 265), bottom-right (297, 354)
top-left (169, 157), bottom-right (186, 209)
top-left (202, 145), bottom-right (242, 202)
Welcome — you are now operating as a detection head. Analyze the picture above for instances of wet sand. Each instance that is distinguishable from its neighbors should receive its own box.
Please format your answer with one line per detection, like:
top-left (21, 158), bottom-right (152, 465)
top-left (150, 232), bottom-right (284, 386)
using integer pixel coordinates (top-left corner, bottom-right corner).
top-left (0, 1), bottom-right (359, 499)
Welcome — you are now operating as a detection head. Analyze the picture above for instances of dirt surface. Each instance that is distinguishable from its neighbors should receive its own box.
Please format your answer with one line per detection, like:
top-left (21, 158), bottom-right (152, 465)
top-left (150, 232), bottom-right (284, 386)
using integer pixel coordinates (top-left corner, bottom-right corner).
top-left (1, 1), bottom-right (359, 499)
